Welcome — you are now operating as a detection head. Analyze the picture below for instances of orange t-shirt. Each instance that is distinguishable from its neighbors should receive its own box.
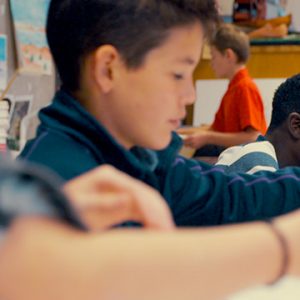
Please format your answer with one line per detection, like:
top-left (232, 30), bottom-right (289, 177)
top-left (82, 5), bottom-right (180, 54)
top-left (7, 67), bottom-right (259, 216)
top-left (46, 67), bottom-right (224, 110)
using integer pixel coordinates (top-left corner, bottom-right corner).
top-left (211, 68), bottom-right (267, 134)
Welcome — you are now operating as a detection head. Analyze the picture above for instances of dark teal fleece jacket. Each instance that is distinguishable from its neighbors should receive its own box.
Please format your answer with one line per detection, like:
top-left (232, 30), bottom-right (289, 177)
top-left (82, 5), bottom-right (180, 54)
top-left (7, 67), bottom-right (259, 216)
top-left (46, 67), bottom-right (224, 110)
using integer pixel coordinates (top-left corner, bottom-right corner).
top-left (19, 90), bottom-right (300, 226)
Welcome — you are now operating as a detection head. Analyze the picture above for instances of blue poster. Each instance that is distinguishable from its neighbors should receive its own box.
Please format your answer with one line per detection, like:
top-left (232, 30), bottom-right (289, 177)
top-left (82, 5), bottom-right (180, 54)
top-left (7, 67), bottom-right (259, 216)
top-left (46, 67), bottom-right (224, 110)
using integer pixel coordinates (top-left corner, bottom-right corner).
top-left (0, 34), bottom-right (7, 90)
top-left (10, 0), bottom-right (52, 74)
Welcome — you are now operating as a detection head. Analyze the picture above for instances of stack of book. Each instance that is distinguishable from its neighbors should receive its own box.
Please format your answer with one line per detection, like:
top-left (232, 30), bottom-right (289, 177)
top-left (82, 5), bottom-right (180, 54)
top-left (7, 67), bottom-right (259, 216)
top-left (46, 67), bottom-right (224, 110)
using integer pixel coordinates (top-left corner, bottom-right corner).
top-left (0, 99), bottom-right (10, 153)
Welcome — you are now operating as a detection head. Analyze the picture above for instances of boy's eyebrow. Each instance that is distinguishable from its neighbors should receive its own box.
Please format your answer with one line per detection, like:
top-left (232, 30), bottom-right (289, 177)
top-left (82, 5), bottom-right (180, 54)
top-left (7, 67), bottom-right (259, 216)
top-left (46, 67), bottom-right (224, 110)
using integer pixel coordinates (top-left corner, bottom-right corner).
top-left (177, 57), bottom-right (196, 65)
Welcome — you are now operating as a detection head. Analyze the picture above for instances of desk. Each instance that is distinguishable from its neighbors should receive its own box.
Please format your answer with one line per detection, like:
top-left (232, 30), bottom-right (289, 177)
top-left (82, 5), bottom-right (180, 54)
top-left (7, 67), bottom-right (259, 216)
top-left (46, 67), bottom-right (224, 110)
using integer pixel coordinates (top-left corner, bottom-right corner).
top-left (186, 43), bottom-right (300, 125)
top-left (228, 276), bottom-right (300, 300)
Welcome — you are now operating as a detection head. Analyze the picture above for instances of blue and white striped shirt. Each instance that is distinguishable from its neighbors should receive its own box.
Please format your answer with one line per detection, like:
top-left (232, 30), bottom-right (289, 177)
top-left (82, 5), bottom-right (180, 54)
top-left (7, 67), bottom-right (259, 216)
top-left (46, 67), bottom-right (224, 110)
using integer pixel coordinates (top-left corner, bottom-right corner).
top-left (216, 136), bottom-right (279, 174)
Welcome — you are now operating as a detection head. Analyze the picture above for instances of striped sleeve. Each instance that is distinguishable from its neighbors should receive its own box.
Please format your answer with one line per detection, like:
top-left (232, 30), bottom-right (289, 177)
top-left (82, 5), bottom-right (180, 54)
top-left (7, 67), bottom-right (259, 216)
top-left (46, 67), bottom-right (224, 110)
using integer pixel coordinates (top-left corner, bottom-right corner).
top-left (215, 141), bottom-right (279, 174)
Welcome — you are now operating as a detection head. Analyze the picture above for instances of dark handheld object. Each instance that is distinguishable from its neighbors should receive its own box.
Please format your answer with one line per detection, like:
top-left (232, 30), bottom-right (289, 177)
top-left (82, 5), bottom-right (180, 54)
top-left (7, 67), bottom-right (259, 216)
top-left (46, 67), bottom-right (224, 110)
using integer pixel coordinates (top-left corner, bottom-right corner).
top-left (0, 160), bottom-right (87, 231)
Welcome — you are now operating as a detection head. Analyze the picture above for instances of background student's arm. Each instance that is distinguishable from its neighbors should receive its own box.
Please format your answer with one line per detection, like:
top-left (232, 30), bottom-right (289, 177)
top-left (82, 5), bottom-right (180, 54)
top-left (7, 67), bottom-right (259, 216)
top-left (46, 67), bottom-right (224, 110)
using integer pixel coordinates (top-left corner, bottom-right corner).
top-left (183, 126), bottom-right (260, 149)
top-left (0, 211), bottom-right (300, 300)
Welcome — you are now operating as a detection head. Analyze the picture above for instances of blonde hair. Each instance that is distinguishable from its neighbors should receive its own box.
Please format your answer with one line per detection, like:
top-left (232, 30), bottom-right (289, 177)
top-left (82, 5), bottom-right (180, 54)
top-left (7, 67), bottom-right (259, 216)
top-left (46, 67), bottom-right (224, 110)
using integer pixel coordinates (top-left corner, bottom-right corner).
top-left (211, 24), bottom-right (250, 63)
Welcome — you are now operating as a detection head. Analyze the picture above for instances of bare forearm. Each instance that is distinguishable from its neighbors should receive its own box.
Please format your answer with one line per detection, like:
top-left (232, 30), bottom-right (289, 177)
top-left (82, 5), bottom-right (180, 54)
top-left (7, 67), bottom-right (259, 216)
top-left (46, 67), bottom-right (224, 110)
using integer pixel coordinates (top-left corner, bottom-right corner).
top-left (97, 224), bottom-right (282, 300)
top-left (0, 217), bottom-right (294, 300)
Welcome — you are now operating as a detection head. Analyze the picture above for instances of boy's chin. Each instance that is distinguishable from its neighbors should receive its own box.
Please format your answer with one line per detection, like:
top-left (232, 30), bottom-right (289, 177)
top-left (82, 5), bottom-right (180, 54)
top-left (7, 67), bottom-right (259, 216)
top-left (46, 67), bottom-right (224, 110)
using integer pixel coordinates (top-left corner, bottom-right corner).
top-left (148, 136), bottom-right (172, 151)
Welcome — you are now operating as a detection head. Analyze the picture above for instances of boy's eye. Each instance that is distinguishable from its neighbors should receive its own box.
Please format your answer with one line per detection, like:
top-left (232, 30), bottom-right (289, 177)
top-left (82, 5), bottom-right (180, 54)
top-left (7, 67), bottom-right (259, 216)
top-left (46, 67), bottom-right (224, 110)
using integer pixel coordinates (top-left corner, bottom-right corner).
top-left (173, 73), bottom-right (184, 80)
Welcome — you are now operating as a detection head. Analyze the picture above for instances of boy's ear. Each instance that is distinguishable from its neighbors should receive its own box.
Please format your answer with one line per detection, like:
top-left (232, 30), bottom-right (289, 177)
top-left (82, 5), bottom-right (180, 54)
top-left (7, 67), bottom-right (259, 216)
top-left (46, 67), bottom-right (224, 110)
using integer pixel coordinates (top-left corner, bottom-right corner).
top-left (225, 48), bottom-right (238, 63)
top-left (93, 45), bottom-right (120, 93)
top-left (288, 112), bottom-right (300, 139)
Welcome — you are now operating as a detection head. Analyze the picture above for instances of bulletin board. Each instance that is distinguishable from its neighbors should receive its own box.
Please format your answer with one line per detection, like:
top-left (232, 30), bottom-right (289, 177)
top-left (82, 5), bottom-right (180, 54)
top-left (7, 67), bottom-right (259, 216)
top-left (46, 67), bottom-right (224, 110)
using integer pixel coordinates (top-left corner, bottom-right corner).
top-left (0, 0), bottom-right (55, 153)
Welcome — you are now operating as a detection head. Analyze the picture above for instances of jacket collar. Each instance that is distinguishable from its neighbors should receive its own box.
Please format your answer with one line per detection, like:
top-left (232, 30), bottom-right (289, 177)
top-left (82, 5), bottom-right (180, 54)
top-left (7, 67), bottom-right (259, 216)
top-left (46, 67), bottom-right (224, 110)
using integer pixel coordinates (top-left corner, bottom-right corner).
top-left (39, 89), bottom-right (182, 177)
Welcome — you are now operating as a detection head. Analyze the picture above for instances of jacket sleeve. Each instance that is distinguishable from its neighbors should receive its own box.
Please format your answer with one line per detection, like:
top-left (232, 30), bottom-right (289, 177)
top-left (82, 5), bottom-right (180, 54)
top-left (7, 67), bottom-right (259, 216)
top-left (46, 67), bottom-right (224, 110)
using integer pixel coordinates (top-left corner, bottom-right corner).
top-left (162, 156), bottom-right (300, 226)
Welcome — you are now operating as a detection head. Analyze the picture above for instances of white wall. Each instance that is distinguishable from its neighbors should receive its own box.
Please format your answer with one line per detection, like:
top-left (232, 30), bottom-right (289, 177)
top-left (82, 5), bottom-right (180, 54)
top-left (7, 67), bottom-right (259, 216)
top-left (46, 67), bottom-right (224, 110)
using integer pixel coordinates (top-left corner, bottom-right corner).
top-left (218, 0), bottom-right (234, 16)
top-left (285, 0), bottom-right (300, 31)
top-left (194, 78), bottom-right (286, 127)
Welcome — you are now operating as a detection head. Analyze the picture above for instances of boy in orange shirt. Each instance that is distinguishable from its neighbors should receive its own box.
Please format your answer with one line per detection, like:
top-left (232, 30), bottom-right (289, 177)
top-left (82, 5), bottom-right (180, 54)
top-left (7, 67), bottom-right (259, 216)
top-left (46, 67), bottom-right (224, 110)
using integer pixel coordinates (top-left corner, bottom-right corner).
top-left (178, 24), bottom-right (267, 157)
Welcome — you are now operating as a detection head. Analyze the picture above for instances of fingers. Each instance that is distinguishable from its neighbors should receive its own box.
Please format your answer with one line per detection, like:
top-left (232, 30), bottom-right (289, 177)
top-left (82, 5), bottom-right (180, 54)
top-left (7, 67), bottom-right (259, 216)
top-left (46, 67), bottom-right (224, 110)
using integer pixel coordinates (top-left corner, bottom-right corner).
top-left (129, 187), bottom-right (174, 231)
top-left (64, 165), bottom-right (175, 231)
top-left (93, 166), bottom-right (175, 230)
top-left (183, 131), bottom-right (209, 149)
top-left (73, 192), bottom-right (132, 230)
top-left (81, 194), bottom-right (134, 230)
top-left (183, 135), bottom-right (198, 148)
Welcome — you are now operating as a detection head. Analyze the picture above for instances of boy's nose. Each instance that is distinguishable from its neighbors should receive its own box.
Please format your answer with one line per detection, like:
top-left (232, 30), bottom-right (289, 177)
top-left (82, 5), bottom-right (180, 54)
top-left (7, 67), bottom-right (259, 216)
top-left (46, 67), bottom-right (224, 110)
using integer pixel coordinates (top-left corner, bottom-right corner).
top-left (182, 82), bottom-right (196, 106)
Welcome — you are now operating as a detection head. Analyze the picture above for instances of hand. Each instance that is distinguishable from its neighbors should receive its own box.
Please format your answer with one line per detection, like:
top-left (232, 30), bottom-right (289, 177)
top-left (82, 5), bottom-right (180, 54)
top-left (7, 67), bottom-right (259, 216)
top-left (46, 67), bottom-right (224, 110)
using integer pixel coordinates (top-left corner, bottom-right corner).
top-left (63, 165), bottom-right (175, 231)
top-left (183, 132), bottom-right (209, 149)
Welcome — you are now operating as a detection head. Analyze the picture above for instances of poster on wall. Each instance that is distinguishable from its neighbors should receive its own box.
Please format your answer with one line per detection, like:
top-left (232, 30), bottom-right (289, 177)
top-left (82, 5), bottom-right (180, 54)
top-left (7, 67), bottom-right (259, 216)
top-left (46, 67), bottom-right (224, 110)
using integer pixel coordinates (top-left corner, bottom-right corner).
top-left (7, 95), bottom-right (32, 152)
top-left (9, 0), bottom-right (52, 75)
top-left (0, 34), bottom-right (7, 91)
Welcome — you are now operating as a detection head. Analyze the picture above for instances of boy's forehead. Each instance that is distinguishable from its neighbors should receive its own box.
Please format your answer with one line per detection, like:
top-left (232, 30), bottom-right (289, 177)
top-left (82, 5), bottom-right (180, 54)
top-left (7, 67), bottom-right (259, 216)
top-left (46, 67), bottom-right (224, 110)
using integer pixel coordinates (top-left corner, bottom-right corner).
top-left (152, 23), bottom-right (204, 59)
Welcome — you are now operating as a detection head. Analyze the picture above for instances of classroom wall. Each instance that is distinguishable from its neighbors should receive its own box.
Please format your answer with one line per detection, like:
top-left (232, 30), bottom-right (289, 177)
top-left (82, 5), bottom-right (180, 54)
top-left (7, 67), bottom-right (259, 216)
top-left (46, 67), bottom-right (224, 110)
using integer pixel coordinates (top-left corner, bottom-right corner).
top-left (194, 1), bottom-right (300, 127)
top-left (218, 0), bottom-right (300, 31)
top-left (218, 0), bottom-right (234, 16)
top-left (0, 0), bottom-right (55, 154)
top-left (194, 78), bottom-right (285, 127)
top-left (285, 0), bottom-right (300, 31)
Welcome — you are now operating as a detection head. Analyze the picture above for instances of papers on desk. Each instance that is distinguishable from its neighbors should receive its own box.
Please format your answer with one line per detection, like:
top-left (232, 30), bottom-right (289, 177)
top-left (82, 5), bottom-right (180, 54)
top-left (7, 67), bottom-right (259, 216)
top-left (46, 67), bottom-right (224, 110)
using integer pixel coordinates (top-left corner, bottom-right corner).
top-left (229, 277), bottom-right (300, 300)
